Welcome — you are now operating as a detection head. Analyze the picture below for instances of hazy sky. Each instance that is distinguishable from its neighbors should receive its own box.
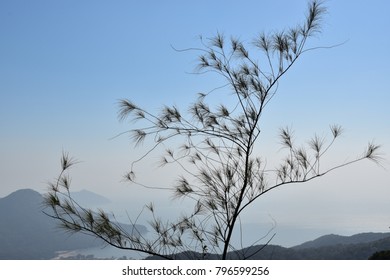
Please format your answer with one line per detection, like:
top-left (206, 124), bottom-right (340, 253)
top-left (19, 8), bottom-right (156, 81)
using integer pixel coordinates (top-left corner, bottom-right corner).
top-left (1, 0), bottom-right (389, 246)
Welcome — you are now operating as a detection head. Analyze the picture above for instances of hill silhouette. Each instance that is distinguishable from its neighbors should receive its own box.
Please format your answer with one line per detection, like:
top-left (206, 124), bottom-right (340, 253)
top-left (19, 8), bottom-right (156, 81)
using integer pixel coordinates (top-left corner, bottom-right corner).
top-left (292, 232), bottom-right (390, 250)
top-left (146, 233), bottom-right (390, 260)
top-left (241, 233), bottom-right (390, 260)
top-left (0, 189), bottom-right (146, 259)
top-left (1, 189), bottom-right (389, 260)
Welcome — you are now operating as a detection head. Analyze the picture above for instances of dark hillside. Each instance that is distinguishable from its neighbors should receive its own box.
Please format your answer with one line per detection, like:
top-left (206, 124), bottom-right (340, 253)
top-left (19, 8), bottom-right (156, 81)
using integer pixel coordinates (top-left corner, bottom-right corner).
top-left (0, 189), bottom-right (146, 259)
top-left (147, 234), bottom-right (390, 260)
top-left (293, 232), bottom-right (390, 250)
top-left (0, 189), bottom-right (99, 259)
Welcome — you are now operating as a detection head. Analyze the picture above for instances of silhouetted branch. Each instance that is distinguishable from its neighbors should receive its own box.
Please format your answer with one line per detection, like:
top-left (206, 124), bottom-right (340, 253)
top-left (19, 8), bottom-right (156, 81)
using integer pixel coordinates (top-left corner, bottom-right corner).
top-left (45, 1), bottom-right (382, 260)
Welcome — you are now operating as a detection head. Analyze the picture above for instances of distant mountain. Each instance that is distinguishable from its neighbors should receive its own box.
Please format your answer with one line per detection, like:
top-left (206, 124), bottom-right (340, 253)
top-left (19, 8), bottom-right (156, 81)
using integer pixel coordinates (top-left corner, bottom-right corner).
top-left (292, 232), bottom-right (390, 250)
top-left (0, 189), bottom-right (147, 259)
top-left (147, 233), bottom-right (390, 260)
top-left (2, 189), bottom-right (389, 260)
top-left (70, 189), bottom-right (111, 208)
top-left (292, 237), bottom-right (390, 260)
top-left (240, 235), bottom-right (390, 260)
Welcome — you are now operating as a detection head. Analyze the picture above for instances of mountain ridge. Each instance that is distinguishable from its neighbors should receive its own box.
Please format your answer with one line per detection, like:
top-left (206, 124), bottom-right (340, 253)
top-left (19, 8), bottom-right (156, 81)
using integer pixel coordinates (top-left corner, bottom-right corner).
top-left (292, 232), bottom-right (390, 250)
top-left (1, 188), bottom-right (389, 259)
top-left (0, 188), bottom-right (146, 259)
top-left (146, 235), bottom-right (390, 260)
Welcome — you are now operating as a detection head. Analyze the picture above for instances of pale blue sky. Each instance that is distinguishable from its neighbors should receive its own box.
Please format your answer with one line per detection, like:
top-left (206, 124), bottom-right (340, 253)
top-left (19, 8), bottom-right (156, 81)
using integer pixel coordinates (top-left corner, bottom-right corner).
top-left (1, 0), bottom-right (389, 246)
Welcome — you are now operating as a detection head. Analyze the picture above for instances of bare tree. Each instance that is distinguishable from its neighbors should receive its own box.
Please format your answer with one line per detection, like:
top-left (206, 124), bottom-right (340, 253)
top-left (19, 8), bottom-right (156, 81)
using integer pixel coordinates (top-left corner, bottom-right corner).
top-left (45, 0), bottom-right (382, 260)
